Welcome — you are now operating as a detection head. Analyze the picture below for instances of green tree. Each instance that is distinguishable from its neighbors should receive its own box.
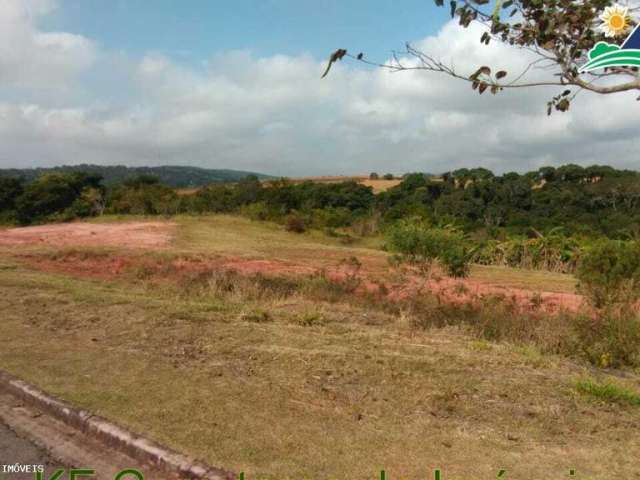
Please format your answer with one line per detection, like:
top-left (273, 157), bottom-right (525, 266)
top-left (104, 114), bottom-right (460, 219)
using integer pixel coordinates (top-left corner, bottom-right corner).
top-left (0, 177), bottom-right (23, 212)
top-left (15, 172), bottom-right (104, 224)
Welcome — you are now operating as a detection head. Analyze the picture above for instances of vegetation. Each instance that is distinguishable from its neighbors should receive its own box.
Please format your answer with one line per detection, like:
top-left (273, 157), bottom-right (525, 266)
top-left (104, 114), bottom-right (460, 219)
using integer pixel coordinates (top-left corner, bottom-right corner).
top-left (386, 218), bottom-right (471, 277)
top-left (340, 0), bottom-right (640, 110)
top-left (575, 378), bottom-right (640, 407)
top-left (2, 216), bottom-right (640, 478)
top-left (576, 239), bottom-right (640, 308)
top-left (0, 164), bottom-right (271, 188)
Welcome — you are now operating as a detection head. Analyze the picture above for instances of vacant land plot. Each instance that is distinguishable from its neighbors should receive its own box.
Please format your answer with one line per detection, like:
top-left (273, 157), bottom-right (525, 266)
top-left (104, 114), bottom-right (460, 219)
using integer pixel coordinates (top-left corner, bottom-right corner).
top-left (0, 221), bottom-right (175, 249)
top-left (0, 216), bottom-right (637, 479)
top-left (0, 216), bottom-right (580, 312)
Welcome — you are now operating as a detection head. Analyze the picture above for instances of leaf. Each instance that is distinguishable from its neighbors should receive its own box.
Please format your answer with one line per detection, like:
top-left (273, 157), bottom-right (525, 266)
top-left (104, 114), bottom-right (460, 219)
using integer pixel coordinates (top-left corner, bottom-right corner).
top-left (555, 98), bottom-right (570, 112)
top-left (450, 0), bottom-right (457, 17)
top-left (472, 80), bottom-right (480, 90)
top-left (562, 89), bottom-right (571, 96)
top-left (471, 0), bottom-right (490, 4)
top-left (470, 66), bottom-right (491, 80)
top-left (435, 0), bottom-right (444, 6)
top-left (510, 8), bottom-right (518, 16)
top-left (478, 82), bottom-right (488, 94)
top-left (491, 85), bottom-right (499, 94)
top-left (496, 70), bottom-right (507, 79)
top-left (502, 0), bottom-right (513, 8)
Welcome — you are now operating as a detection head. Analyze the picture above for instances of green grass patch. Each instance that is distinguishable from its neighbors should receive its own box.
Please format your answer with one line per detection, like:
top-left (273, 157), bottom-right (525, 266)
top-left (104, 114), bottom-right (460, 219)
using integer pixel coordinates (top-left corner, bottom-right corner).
top-left (575, 378), bottom-right (640, 406)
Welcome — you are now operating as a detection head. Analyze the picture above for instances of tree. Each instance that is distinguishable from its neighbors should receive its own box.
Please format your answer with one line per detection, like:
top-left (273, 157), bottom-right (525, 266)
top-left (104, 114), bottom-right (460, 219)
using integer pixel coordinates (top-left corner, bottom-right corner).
top-left (331, 0), bottom-right (640, 112)
top-left (15, 172), bottom-right (104, 224)
top-left (383, 173), bottom-right (394, 180)
top-left (0, 177), bottom-right (24, 212)
top-left (369, 172), bottom-right (380, 180)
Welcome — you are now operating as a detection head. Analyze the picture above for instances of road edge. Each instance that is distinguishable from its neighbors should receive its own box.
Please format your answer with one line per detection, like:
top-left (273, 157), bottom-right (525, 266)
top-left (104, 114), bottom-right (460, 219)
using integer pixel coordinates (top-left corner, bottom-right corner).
top-left (0, 370), bottom-right (235, 480)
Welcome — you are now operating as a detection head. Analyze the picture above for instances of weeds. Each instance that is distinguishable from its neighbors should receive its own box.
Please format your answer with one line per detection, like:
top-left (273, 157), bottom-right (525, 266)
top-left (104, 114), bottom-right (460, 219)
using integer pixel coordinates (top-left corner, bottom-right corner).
top-left (575, 378), bottom-right (640, 406)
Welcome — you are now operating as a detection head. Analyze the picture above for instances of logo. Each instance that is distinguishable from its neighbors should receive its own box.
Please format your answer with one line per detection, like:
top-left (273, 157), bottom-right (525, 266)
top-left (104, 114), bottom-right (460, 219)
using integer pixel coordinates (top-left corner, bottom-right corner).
top-left (580, 3), bottom-right (640, 72)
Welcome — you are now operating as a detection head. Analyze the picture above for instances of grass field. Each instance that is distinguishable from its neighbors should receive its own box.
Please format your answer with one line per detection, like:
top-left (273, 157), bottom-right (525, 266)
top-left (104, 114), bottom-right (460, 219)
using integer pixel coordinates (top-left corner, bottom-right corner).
top-left (0, 216), bottom-right (638, 479)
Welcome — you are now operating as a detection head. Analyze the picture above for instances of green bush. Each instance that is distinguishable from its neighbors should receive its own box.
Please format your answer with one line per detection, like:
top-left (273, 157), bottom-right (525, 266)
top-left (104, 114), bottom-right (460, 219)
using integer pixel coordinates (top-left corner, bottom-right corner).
top-left (569, 310), bottom-right (640, 368)
top-left (386, 218), bottom-right (470, 277)
top-left (576, 239), bottom-right (640, 308)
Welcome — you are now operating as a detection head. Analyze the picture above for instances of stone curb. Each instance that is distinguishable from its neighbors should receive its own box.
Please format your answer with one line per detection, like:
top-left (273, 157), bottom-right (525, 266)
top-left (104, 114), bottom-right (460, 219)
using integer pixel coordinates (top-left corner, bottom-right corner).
top-left (0, 370), bottom-right (235, 480)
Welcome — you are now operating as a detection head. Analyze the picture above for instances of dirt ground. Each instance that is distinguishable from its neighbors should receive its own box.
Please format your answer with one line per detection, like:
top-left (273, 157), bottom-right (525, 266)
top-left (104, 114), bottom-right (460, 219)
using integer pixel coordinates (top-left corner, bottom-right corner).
top-left (2, 218), bottom-right (584, 314)
top-left (0, 221), bottom-right (175, 249)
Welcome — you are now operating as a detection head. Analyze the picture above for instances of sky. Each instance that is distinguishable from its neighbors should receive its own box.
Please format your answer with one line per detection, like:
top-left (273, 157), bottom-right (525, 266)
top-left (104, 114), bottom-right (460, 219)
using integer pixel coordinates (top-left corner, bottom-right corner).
top-left (0, 0), bottom-right (638, 176)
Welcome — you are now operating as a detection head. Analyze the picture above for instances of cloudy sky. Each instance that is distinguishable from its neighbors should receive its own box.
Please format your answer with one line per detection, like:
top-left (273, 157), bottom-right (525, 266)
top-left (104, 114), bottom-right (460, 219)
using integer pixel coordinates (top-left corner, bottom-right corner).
top-left (0, 0), bottom-right (638, 176)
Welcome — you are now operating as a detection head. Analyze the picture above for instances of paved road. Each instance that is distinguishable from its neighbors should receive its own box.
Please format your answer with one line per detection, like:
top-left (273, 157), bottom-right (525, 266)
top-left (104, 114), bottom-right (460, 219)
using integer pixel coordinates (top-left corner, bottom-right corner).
top-left (0, 420), bottom-right (65, 480)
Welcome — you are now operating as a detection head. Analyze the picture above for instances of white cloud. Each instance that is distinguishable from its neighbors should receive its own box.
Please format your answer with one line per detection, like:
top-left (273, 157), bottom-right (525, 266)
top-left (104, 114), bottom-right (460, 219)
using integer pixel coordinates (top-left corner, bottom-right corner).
top-left (0, 6), bottom-right (637, 176)
top-left (0, 0), bottom-right (95, 89)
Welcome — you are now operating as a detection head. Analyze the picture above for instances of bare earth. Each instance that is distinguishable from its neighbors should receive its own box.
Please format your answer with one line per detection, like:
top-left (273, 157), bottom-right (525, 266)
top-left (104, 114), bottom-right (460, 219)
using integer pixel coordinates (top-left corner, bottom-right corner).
top-left (0, 219), bottom-right (583, 313)
top-left (0, 222), bottom-right (175, 249)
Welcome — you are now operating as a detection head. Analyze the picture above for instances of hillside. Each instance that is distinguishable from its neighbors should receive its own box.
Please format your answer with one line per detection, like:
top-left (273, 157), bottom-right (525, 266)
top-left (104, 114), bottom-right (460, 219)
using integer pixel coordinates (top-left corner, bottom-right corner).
top-left (0, 164), bottom-right (272, 188)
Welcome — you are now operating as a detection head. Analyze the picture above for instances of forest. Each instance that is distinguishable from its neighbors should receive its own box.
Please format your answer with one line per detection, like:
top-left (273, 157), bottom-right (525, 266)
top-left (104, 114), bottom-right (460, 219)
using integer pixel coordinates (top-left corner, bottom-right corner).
top-left (0, 164), bottom-right (270, 188)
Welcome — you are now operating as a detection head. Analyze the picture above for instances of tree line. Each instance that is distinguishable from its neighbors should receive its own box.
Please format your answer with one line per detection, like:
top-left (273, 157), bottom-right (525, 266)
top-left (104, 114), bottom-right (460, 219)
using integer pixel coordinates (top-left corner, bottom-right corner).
top-left (1, 164), bottom-right (639, 240)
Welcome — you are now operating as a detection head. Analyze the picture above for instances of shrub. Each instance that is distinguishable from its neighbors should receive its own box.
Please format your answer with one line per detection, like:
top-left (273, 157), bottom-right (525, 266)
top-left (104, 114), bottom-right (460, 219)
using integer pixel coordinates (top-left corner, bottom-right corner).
top-left (569, 309), bottom-right (640, 367)
top-left (576, 239), bottom-right (640, 308)
top-left (383, 173), bottom-right (394, 180)
top-left (285, 213), bottom-right (306, 233)
top-left (241, 201), bottom-right (272, 221)
top-left (386, 218), bottom-right (471, 277)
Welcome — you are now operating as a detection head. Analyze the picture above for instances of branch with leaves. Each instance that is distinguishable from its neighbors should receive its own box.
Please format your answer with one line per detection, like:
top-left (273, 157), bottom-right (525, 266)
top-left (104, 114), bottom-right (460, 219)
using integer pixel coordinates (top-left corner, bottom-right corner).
top-left (323, 0), bottom-right (640, 113)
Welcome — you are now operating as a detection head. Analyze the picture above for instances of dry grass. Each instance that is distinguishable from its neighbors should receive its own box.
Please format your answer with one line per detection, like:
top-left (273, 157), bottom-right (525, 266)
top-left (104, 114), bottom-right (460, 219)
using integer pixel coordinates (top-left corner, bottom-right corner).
top-left (2, 216), bottom-right (638, 478)
top-left (0, 260), bottom-right (639, 478)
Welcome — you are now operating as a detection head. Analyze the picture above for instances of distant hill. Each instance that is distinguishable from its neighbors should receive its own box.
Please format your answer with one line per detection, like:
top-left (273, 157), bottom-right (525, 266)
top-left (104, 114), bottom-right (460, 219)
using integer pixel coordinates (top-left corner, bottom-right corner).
top-left (0, 164), bottom-right (273, 188)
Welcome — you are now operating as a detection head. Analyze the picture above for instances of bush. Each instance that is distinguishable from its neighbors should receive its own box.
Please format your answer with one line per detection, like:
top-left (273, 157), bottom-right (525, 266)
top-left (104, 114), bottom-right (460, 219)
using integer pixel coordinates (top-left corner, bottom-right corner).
top-left (285, 213), bottom-right (306, 233)
top-left (241, 201), bottom-right (273, 221)
top-left (576, 239), bottom-right (640, 308)
top-left (569, 309), bottom-right (640, 367)
top-left (383, 173), bottom-right (394, 180)
top-left (386, 218), bottom-right (471, 277)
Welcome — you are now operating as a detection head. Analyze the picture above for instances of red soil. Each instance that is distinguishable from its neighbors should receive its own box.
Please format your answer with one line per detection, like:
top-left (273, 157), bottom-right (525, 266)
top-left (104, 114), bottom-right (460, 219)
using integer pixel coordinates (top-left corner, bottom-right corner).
top-left (18, 251), bottom-right (584, 314)
top-left (382, 273), bottom-right (583, 313)
top-left (0, 222), bottom-right (175, 249)
top-left (3, 220), bottom-right (584, 313)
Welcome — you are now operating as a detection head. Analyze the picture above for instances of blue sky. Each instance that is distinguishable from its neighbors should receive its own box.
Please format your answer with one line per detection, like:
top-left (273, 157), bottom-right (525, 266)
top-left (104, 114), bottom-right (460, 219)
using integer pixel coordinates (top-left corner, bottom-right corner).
top-left (0, 0), bottom-right (636, 175)
top-left (43, 0), bottom-right (449, 65)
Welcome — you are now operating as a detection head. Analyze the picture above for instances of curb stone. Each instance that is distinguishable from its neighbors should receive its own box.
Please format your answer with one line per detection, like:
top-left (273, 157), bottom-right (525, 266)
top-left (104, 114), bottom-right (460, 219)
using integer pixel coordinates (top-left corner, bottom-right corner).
top-left (0, 370), bottom-right (235, 480)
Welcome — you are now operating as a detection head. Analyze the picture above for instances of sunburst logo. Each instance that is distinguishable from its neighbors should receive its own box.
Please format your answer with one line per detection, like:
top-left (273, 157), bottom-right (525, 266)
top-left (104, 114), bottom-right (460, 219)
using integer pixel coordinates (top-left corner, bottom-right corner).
top-left (599, 4), bottom-right (631, 37)
top-left (580, 3), bottom-right (640, 72)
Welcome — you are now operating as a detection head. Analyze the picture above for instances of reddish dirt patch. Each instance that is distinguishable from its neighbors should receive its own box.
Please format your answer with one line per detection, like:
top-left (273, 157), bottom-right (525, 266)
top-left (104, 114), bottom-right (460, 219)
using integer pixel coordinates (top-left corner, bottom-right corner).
top-left (21, 254), bottom-right (133, 281)
top-left (0, 222), bottom-right (175, 249)
top-left (3, 221), bottom-right (582, 314)
top-left (384, 273), bottom-right (583, 313)
top-left (219, 258), bottom-right (315, 276)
